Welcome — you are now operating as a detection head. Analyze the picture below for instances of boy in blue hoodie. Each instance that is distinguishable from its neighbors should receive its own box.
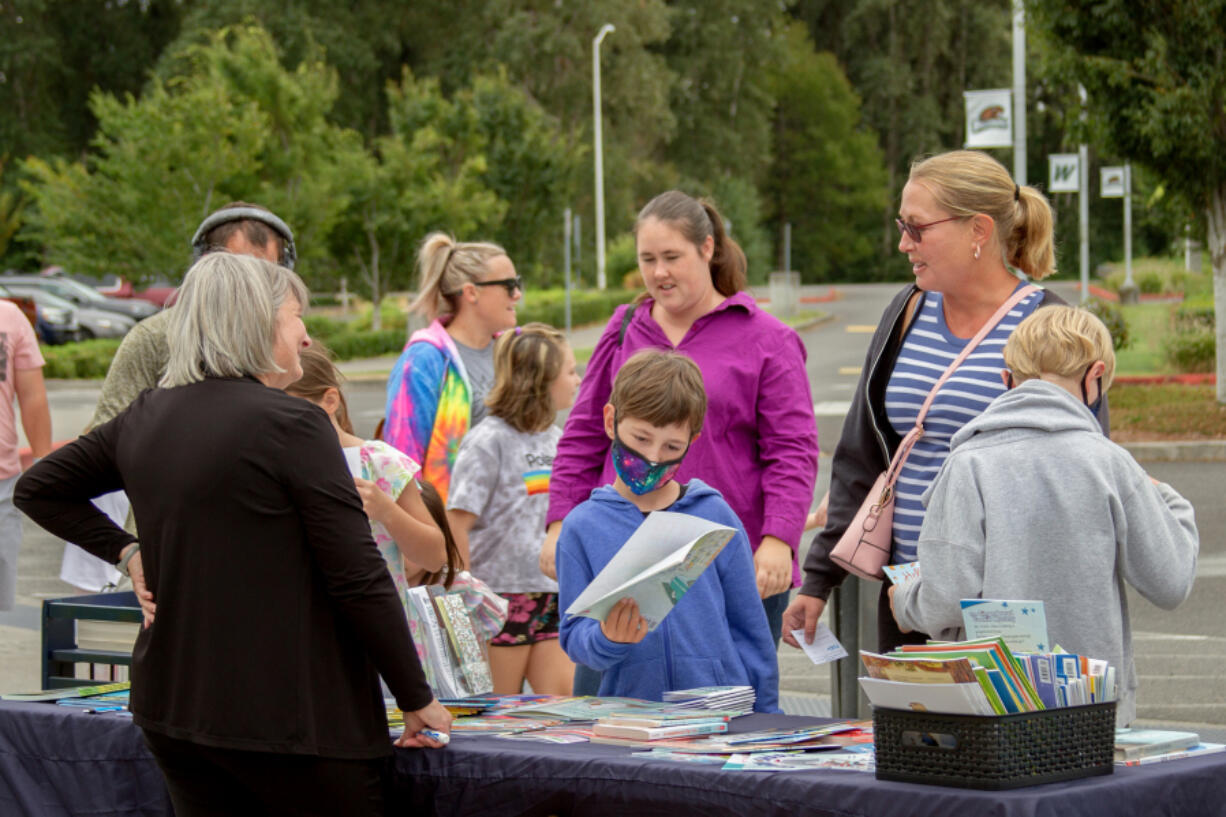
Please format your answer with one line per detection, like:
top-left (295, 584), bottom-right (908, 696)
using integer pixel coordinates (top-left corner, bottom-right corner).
top-left (556, 350), bottom-right (780, 712)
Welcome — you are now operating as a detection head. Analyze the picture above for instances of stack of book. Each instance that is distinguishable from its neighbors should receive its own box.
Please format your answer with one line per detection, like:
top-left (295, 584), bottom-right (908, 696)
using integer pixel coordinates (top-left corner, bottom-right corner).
top-left (857, 637), bottom-right (1116, 716)
top-left (663, 685), bottom-right (756, 712)
top-left (591, 710), bottom-right (739, 745)
top-left (1114, 729), bottom-right (1226, 765)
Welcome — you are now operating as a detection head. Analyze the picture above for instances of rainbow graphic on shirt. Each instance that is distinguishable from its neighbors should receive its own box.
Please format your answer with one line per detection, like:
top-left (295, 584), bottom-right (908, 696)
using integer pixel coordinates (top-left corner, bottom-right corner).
top-left (523, 468), bottom-right (551, 496)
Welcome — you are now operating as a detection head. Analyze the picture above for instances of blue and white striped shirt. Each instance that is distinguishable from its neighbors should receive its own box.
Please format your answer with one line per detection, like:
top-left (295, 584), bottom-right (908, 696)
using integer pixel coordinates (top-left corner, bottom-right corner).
top-left (884, 284), bottom-right (1043, 563)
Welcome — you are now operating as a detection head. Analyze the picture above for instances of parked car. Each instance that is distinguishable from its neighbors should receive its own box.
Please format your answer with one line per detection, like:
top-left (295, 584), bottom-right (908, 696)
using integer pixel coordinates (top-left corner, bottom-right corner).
top-left (91, 273), bottom-right (178, 308)
top-left (1, 272), bottom-right (159, 321)
top-left (9, 287), bottom-right (134, 341)
top-left (0, 279), bottom-right (40, 329)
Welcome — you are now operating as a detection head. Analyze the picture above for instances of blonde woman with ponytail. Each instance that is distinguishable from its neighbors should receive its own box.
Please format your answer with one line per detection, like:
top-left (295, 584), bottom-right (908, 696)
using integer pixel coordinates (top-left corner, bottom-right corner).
top-left (785, 149), bottom-right (1110, 656)
top-left (384, 233), bottom-right (522, 501)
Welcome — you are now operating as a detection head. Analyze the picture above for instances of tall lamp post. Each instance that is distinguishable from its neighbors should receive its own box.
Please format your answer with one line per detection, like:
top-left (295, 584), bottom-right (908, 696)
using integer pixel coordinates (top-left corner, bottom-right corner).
top-left (593, 23), bottom-right (615, 290)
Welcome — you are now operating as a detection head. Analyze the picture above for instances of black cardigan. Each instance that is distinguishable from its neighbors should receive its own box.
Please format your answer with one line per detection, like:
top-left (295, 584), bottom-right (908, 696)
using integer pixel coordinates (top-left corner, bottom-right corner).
top-left (800, 283), bottom-right (1108, 604)
top-left (16, 376), bottom-right (434, 759)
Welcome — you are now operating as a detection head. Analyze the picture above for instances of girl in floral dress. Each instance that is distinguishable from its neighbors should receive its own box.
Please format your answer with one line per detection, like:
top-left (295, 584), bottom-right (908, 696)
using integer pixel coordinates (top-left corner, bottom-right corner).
top-left (288, 346), bottom-right (461, 601)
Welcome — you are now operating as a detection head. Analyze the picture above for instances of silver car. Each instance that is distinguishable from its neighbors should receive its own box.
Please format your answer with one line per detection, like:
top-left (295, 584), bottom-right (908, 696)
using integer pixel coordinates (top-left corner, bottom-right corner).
top-left (9, 287), bottom-right (135, 340)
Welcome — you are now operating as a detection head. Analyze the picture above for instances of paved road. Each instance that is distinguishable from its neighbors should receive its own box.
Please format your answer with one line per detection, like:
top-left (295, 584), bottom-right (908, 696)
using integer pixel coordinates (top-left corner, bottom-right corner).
top-left (5, 282), bottom-right (1225, 735)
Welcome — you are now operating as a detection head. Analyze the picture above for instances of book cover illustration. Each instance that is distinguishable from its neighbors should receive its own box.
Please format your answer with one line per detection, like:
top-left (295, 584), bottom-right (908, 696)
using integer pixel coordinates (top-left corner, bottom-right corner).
top-left (960, 599), bottom-right (1050, 652)
top-left (860, 651), bottom-right (977, 684)
top-left (433, 591), bottom-right (493, 696)
top-left (722, 744), bottom-right (876, 773)
top-left (566, 511), bottom-right (734, 632)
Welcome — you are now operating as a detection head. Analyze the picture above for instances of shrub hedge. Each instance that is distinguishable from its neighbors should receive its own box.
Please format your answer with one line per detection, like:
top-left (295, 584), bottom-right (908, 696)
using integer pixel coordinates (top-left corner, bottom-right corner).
top-left (43, 287), bottom-right (642, 378)
top-left (42, 338), bottom-right (124, 379)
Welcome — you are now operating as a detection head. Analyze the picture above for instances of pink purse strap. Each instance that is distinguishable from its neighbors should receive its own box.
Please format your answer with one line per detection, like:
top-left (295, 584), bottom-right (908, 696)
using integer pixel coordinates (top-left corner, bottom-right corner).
top-left (881, 284), bottom-right (1040, 488)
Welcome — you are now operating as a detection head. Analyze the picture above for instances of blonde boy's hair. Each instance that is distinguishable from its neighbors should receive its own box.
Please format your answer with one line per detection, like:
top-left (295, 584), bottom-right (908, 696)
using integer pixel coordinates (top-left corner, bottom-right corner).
top-left (1004, 305), bottom-right (1116, 390)
top-left (485, 323), bottom-right (569, 433)
top-left (608, 350), bottom-right (707, 436)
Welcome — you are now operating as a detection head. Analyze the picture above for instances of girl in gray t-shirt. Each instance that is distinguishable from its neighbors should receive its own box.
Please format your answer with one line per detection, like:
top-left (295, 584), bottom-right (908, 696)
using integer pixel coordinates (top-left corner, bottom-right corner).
top-left (447, 323), bottom-right (581, 696)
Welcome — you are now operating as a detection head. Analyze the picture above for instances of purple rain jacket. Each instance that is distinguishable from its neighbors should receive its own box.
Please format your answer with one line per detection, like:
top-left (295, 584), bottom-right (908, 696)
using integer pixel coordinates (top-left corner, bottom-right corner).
top-left (547, 292), bottom-right (819, 586)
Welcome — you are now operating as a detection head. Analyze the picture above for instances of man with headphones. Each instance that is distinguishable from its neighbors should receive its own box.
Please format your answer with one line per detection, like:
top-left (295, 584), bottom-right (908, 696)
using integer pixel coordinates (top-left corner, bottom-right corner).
top-left (58, 203), bottom-right (297, 597)
top-left (86, 202), bottom-right (297, 430)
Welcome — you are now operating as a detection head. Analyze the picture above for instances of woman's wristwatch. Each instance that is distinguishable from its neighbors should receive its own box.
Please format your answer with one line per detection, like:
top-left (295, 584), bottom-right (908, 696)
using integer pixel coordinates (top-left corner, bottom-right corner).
top-left (117, 542), bottom-right (140, 577)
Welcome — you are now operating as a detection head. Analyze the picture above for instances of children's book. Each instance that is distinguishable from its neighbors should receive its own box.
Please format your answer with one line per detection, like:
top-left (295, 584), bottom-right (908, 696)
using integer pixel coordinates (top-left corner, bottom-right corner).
top-left (896, 637), bottom-right (1043, 711)
top-left (599, 712), bottom-right (739, 728)
top-left (2, 681), bottom-right (130, 702)
top-left (1114, 729), bottom-right (1201, 761)
top-left (433, 591), bottom-right (494, 695)
top-left (721, 745), bottom-right (876, 773)
top-left (497, 696), bottom-right (678, 722)
top-left (882, 562), bottom-right (921, 586)
top-left (564, 511), bottom-right (734, 632)
top-left (592, 720), bottom-right (730, 741)
top-left (859, 678), bottom-right (996, 716)
top-left (960, 599), bottom-right (1050, 652)
top-left (1116, 743), bottom-right (1226, 766)
top-left (860, 651), bottom-right (977, 684)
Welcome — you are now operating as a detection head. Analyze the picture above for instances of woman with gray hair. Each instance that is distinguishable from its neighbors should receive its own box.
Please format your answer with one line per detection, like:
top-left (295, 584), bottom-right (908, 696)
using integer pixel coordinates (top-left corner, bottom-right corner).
top-left (16, 253), bottom-right (450, 816)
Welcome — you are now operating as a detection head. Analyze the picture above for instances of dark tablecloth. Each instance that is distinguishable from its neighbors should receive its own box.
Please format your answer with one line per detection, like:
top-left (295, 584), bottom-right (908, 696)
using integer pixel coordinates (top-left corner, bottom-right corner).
top-left (2, 702), bottom-right (1225, 817)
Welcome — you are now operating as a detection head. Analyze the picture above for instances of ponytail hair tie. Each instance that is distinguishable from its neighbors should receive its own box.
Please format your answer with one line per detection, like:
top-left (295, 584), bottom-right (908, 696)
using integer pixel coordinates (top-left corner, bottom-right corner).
top-left (1014, 184), bottom-right (1021, 202)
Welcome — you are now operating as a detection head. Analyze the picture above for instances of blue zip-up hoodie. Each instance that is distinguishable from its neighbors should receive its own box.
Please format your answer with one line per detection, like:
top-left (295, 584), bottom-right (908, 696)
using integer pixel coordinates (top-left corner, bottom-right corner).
top-left (556, 479), bottom-right (780, 712)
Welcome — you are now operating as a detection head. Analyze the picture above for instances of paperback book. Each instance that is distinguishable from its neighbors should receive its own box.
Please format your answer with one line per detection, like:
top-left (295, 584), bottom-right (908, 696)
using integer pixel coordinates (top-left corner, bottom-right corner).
top-left (1114, 728), bottom-right (1201, 761)
top-left (565, 511), bottom-right (734, 632)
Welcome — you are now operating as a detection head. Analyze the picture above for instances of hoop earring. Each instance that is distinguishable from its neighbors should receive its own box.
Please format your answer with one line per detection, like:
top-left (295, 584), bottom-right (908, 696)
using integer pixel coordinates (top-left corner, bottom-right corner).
top-left (973, 244), bottom-right (981, 260)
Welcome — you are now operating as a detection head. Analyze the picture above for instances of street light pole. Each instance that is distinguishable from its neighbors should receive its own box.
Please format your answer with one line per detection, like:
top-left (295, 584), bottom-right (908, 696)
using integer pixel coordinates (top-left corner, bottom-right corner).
top-left (593, 23), bottom-right (615, 290)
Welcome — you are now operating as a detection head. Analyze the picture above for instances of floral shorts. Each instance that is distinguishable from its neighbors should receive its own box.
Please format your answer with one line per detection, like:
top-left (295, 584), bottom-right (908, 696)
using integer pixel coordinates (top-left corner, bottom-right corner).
top-left (490, 592), bottom-right (560, 646)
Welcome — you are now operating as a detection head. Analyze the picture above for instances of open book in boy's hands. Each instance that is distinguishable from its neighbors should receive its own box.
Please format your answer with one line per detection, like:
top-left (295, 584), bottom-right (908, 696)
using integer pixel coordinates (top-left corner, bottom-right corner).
top-left (565, 511), bottom-right (734, 632)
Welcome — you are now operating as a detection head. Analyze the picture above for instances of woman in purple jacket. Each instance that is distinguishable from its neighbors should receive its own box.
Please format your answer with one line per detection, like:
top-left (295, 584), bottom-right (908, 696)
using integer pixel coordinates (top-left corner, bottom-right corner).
top-left (540, 190), bottom-right (819, 660)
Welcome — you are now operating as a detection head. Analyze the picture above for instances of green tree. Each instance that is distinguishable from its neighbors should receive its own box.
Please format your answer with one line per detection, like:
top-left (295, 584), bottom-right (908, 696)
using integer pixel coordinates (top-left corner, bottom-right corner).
top-left (765, 23), bottom-right (888, 282)
top-left (795, 0), bottom-right (1012, 268)
top-left (329, 69), bottom-right (506, 329)
top-left (1028, 0), bottom-right (1226, 400)
top-left (1, 0), bottom-right (183, 161)
top-left (19, 24), bottom-right (361, 287)
top-left (657, 0), bottom-right (788, 185)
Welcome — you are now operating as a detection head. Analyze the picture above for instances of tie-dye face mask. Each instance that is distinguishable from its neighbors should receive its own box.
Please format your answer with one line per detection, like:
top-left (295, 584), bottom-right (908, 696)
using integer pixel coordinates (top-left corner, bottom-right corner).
top-left (610, 424), bottom-right (689, 495)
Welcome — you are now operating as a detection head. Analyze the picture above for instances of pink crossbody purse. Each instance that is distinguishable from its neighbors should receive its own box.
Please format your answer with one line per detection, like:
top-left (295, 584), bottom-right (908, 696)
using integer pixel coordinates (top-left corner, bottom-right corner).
top-left (829, 284), bottom-right (1039, 580)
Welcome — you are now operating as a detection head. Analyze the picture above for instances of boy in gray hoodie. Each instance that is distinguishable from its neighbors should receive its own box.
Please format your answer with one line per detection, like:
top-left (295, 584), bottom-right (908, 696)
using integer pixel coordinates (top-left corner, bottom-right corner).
top-left (890, 305), bottom-right (1198, 725)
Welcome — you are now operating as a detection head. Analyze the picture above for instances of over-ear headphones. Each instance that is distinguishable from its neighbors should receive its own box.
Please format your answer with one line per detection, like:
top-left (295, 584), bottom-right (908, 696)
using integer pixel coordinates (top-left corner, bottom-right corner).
top-left (190, 206), bottom-right (297, 270)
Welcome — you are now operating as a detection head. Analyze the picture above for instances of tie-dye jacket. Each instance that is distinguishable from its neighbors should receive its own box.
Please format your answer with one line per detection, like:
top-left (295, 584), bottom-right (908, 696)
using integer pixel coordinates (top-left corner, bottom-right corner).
top-left (383, 319), bottom-right (471, 501)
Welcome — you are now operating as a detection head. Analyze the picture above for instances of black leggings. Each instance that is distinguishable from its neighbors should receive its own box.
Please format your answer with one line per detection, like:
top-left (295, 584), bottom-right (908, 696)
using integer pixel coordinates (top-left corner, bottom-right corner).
top-left (142, 729), bottom-right (390, 817)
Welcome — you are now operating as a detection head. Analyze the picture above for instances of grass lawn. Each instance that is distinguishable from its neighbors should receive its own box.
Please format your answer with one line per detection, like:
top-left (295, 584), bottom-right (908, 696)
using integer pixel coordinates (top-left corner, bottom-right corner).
top-left (1109, 383), bottom-right (1226, 441)
top-left (1114, 303), bottom-right (1173, 375)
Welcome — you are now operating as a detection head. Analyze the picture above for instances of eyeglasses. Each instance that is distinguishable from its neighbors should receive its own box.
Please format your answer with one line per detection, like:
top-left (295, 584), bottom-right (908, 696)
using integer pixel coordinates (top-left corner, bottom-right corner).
top-left (472, 276), bottom-right (523, 296)
top-left (895, 216), bottom-right (964, 243)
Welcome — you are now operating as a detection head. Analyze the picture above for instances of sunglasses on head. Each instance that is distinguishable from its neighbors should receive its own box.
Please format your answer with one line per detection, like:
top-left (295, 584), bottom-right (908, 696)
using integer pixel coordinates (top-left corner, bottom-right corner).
top-left (472, 276), bottom-right (523, 296)
top-left (895, 215), bottom-right (964, 243)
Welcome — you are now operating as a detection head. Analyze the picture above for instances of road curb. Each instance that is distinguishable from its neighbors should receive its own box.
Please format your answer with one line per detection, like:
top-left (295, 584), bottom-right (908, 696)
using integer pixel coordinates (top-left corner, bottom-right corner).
top-left (1123, 440), bottom-right (1226, 463)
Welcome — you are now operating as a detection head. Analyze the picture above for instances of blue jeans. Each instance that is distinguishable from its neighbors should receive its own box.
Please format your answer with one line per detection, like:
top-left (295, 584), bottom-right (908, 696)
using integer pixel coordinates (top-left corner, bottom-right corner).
top-left (762, 590), bottom-right (789, 648)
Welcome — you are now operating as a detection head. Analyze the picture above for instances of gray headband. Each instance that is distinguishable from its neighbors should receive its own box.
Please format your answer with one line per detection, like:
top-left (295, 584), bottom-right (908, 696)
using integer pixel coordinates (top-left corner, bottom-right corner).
top-left (190, 206), bottom-right (297, 270)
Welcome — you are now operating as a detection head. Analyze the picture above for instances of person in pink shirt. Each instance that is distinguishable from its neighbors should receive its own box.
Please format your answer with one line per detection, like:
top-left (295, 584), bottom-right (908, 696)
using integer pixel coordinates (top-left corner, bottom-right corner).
top-left (540, 190), bottom-right (818, 675)
top-left (0, 299), bottom-right (51, 610)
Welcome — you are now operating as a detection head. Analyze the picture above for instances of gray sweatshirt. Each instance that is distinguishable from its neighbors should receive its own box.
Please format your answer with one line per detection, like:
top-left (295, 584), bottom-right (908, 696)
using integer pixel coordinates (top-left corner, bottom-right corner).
top-left (892, 379), bottom-right (1198, 725)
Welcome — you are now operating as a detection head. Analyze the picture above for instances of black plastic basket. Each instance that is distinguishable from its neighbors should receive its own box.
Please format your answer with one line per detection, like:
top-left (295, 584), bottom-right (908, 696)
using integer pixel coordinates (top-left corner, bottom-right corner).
top-left (873, 701), bottom-right (1116, 790)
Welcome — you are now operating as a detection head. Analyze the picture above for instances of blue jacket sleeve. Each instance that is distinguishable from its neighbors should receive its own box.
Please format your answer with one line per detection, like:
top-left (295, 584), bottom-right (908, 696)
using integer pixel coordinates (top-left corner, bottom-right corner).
top-left (713, 507), bottom-right (781, 713)
top-left (556, 516), bottom-right (634, 671)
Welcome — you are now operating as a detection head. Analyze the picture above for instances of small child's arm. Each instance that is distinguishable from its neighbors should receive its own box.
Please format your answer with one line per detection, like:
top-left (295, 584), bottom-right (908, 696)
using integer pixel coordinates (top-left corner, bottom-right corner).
top-left (356, 477), bottom-right (447, 572)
